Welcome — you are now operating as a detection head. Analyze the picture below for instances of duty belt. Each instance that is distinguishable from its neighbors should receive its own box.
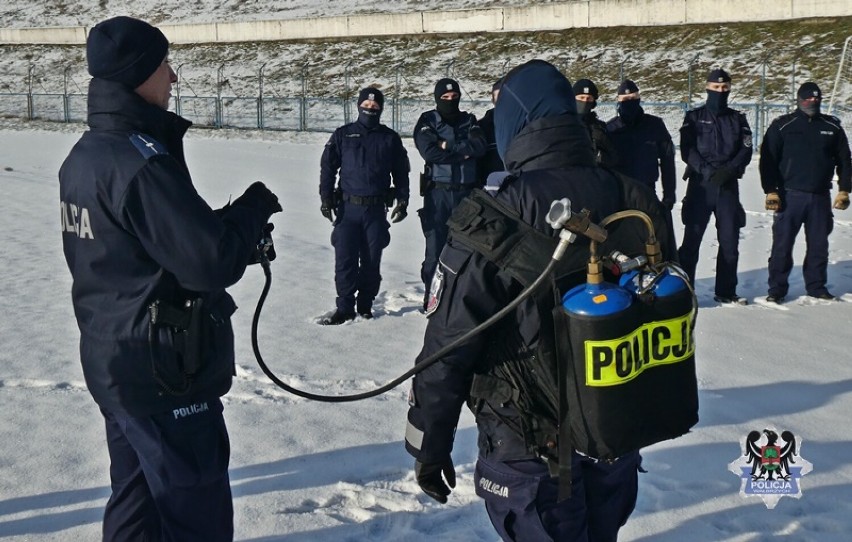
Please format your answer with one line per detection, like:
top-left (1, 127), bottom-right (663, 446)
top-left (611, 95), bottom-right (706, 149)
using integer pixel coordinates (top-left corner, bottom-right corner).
top-left (343, 194), bottom-right (387, 206)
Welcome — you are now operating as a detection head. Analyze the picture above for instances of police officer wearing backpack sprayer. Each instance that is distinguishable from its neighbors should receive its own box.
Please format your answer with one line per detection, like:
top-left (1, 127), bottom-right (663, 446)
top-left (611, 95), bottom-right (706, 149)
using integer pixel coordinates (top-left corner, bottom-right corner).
top-left (59, 16), bottom-right (281, 541)
top-left (414, 78), bottom-right (487, 311)
top-left (319, 87), bottom-right (410, 325)
top-left (405, 60), bottom-right (684, 542)
top-left (678, 68), bottom-right (753, 305)
top-left (759, 82), bottom-right (852, 303)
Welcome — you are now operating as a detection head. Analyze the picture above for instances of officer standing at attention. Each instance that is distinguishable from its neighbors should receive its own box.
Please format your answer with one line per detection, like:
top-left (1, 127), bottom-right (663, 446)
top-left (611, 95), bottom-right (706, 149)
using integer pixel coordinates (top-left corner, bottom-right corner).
top-left (59, 16), bottom-right (282, 541)
top-left (405, 60), bottom-right (677, 542)
top-left (318, 87), bottom-right (410, 325)
top-left (678, 68), bottom-right (753, 304)
top-left (606, 79), bottom-right (677, 211)
top-left (573, 78), bottom-right (619, 168)
top-left (414, 78), bottom-right (486, 311)
top-left (759, 82), bottom-right (851, 303)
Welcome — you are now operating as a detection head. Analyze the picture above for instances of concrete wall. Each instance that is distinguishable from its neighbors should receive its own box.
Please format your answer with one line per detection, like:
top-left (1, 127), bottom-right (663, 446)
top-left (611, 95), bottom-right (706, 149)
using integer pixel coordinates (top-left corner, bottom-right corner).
top-left (0, 0), bottom-right (848, 45)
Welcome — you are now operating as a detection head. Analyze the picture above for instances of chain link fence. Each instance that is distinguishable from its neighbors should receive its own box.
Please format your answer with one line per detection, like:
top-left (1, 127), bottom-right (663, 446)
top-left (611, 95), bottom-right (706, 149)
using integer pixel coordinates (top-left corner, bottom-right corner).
top-left (3, 62), bottom-right (845, 148)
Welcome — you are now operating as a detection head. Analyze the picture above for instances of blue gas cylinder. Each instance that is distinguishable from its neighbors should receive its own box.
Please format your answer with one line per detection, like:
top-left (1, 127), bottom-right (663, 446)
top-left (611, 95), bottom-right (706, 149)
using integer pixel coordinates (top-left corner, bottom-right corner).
top-left (619, 268), bottom-right (687, 298)
top-left (561, 280), bottom-right (633, 317)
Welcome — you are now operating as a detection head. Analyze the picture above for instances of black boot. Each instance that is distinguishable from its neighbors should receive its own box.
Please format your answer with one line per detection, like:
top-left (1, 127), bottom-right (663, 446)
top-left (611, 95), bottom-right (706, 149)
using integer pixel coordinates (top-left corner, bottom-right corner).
top-left (319, 309), bottom-right (355, 326)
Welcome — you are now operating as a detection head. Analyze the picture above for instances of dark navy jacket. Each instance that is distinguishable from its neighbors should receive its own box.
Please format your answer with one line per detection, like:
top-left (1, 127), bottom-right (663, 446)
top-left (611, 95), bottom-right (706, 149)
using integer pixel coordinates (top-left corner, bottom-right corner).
top-left (319, 120), bottom-right (410, 201)
top-left (581, 111), bottom-right (619, 169)
top-left (413, 110), bottom-right (486, 185)
top-left (607, 112), bottom-right (676, 201)
top-left (405, 114), bottom-right (675, 464)
top-left (680, 105), bottom-right (753, 181)
top-left (759, 110), bottom-right (852, 194)
top-left (59, 79), bottom-right (269, 416)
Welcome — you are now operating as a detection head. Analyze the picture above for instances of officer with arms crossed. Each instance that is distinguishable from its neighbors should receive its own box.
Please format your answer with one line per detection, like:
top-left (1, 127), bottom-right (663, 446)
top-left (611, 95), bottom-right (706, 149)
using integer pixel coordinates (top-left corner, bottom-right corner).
top-left (573, 78), bottom-right (619, 169)
top-left (414, 78), bottom-right (486, 310)
top-left (404, 60), bottom-right (678, 542)
top-left (319, 87), bottom-right (410, 325)
top-left (678, 68), bottom-right (753, 304)
top-left (606, 79), bottom-right (677, 211)
top-left (59, 17), bottom-right (281, 541)
top-left (759, 81), bottom-right (851, 303)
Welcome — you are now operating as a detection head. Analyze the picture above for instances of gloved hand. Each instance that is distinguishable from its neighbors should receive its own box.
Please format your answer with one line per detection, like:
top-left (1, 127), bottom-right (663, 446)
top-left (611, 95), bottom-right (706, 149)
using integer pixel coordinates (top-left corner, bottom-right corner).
top-left (765, 192), bottom-right (782, 212)
top-left (709, 167), bottom-right (737, 187)
top-left (834, 191), bottom-right (850, 210)
top-left (662, 197), bottom-right (675, 211)
top-left (415, 458), bottom-right (456, 504)
top-left (233, 181), bottom-right (282, 218)
top-left (390, 200), bottom-right (408, 223)
top-left (249, 223), bottom-right (276, 265)
top-left (320, 198), bottom-right (335, 223)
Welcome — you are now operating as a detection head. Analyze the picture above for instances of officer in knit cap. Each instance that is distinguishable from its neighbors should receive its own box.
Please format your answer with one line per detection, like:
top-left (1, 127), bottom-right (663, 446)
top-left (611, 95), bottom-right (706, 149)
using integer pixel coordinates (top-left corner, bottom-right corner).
top-left (759, 81), bottom-right (851, 303)
top-left (60, 16), bottom-right (281, 540)
top-left (572, 78), bottom-right (618, 168)
top-left (678, 68), bottom-right (753, 305)
top-left (606, 79), bottom-right (677, 213)
top-left (319, 85), bottom-right (410, 324)
top-left (413, 77), bottom-right (486, 310)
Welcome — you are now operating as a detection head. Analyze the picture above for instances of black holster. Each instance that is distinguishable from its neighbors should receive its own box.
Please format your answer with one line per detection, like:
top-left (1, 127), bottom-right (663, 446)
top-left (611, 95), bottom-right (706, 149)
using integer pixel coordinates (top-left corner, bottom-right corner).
top-left (149, 298), bottom-right (204, 376)
top-left (419, 166), bottom-right (435, 197)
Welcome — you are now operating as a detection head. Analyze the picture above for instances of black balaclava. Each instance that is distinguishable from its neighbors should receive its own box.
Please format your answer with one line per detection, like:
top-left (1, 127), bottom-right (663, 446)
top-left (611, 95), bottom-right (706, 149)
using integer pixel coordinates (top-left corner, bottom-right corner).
top-left (434, 78), bottom-right (462, 120)
top-left (797, 82), bottom-right (821, 117)
top-left (356, 87), bottom-right (384, 129)
top-left (705, 68), bottom-right (731, 115)
top-left (616, 79), bottom-right (643, 124)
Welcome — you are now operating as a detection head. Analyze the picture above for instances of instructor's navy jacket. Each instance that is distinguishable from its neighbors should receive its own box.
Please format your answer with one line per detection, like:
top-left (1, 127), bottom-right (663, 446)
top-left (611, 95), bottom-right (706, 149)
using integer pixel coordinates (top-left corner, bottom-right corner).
top-left (607, 112), bottom-right (676, 201)
top-left (319, 120), bottom-right (409, 201)
top-left (59, 79), bottom-right (268, 416)
top-left (759, 109), bottom-right (852, 194)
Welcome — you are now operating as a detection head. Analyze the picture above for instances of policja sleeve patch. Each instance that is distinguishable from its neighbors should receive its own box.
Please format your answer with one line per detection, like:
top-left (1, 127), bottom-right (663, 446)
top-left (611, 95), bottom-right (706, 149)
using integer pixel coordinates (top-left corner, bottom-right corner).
top-left (424, 246), bottom-right (468, 316)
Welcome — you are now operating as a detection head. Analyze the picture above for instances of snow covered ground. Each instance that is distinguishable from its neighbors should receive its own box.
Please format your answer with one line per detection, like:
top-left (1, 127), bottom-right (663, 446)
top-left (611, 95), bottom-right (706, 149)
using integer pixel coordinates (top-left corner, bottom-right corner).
top-left (1, 121), bottom-right (851, 541)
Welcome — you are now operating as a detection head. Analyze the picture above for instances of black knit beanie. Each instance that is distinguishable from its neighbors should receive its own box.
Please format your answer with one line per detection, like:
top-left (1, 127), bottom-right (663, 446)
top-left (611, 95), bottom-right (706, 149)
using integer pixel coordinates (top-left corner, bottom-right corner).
top-left (87, 16), bottom-right (169, 89)
top-left (358, 87), bottom-right (384, 109)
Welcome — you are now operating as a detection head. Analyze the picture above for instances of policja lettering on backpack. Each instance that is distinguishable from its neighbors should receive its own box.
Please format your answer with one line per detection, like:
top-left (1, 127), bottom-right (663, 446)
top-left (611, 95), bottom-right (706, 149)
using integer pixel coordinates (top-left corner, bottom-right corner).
top-left (586, 312), bottom-right (694, 386)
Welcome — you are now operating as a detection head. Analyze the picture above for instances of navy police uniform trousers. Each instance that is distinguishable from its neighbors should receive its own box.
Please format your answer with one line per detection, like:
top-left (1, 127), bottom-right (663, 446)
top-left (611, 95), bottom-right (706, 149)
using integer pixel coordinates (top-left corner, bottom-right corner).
top-left (475, 452), bottom-right (640, 542)
top-left (678, 181), bottom-right (745, 298)
top-left (101, 398), bottom-right (232, 542)
top-left (418, 185), bottom-right (474, 292)
top-left (768, 189), bottom-right (833, 298)
top-left (331, 201), bottom-right (391, 314)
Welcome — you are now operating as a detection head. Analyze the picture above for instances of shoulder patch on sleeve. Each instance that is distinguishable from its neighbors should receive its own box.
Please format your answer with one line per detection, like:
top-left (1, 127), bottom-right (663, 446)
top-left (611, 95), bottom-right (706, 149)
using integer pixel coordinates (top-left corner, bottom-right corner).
top-left (424, 245), bottom-right (471, 316)
top-left (129, 133), bottom-right (169, 159)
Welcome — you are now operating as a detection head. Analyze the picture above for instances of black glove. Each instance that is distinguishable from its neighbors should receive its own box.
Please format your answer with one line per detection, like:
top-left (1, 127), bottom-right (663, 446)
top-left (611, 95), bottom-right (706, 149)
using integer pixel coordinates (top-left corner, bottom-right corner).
top-left (233, 181), bottom-right (282, 218)
top-left (249, 223), bottom-right (276, 265)
top-left (390, 200), bottom-right (408, 223)
top-left (321, 198), bottom-right (335, 223)
top-left (709, 167), bottom-right (737, 187)
top-left (415, 458), bottom-right (456, 504)
top-left (662, 197), bottom-right (675, 211)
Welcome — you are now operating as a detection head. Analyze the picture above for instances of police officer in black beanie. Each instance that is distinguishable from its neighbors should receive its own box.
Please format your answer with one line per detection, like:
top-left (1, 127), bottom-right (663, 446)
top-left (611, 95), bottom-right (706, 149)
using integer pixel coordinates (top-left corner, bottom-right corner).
top-left (759, 81), bottom-right (852, 303)
top-left (59, 16), bottom-right (281, 541)
top-left (414, 77), bottom-right (486, 311)
top-left (319, 86), bottom-right (410, 324)
top-left (678, 67), bottom-right (753, 304)
top-left (572, 78), bottom-right (619, 168)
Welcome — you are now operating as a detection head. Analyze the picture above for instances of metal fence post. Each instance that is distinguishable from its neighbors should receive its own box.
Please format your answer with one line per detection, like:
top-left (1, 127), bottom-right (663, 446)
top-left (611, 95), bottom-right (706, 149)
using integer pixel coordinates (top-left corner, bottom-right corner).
top-left (618, 55), bottom-right (629, 86)
top-left (301, 64), bottom-right (308, 131)
top-left (687, 53), bottom-right (700, 108)
top-left (26, 65), bottom-right (34, 120)
top-left (63, 66), bottom-right (70, 123)
top-left (175, 64), bottom-right (183, 116)
top-left (216, 64), bottom-right (225, 128)
top-left (394, 63), bottom-right (402, 132)
top-left (344, 62), bottom-right (352, 124)
top-left (258, 63), bottom-right (266, 130)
